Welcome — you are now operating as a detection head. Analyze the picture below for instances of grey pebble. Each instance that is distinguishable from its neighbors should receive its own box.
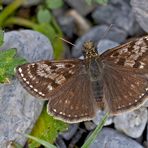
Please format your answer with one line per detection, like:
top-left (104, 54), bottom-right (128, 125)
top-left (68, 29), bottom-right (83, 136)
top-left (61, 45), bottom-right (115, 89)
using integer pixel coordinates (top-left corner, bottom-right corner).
top-left (92, 0), bottom-right (135, 34)
top-left (90, 128), bottom-right (144, 148)
top-left (55, 135), bottom-right (67, 148)
top-left (72, 25), bottom-right (127, 58)
top-left (131, 0), bottom-right (148, 33)
top-left (93, 110), bottom-right (113, 126)
top-left (97, 39), bottom-right (119, 55)
top-left (1, 30), bottom-right (53, 62)
top-left (0, 30), bottom-right (53, 147)
top-left (84, 121), bottom-right (96, 131)
top-left (60, 124), bottom-right (79, 140)
top-left (0, 79), bottom-right (44, 147)
top-left (143, 99), bottom-right (148, 107)
top-left (114, 107), bottom-right (148, 138)
top-left (57, 16), bottom-right (75, 38)
top-left (64, 0), bottom-right (95, 16)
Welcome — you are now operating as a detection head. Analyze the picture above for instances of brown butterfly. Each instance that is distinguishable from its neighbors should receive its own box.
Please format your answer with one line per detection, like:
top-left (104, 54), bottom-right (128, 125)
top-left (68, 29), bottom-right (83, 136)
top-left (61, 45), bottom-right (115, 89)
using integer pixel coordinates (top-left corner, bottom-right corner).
top-left (16, 36), bottom-right (148, 123)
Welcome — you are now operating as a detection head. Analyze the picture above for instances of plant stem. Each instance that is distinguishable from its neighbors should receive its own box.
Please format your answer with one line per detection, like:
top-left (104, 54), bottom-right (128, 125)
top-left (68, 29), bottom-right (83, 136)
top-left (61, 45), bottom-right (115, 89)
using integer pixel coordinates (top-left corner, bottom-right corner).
top-left (81, 112), bottom-right (109, 148)
top-left (51, 16), bottom-right (62, 36)
top-left (4, 17), bottom-right (37, 28)
top-left (0, 0), bottom-right (24, 26)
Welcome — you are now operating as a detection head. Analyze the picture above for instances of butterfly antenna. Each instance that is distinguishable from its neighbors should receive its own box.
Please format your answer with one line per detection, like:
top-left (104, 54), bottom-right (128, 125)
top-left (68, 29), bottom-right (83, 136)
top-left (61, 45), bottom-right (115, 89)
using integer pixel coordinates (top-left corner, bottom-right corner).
top-left (59, 37), bottom-right (77, 47)
top-left (54, 35), bottom-right (76, 47)
top-left (97, 24), bottom-right (114, 47)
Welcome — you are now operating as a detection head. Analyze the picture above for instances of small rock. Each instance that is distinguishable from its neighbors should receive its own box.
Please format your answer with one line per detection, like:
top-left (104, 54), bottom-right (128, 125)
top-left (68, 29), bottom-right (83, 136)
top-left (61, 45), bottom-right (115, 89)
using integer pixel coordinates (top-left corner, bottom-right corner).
top-left (1, 30), bottom-right (53, 62)
top-left (72, 25), bottom-right (127, 58)
top-left (93, 110), bottom-right (113, 126)
top-left (55, 135), bottom-right (67, 148)
top-left (90, 128), bottom-right (144, 148)
top-left (69, 128), bottom-right (85, 148)
top-left (97, 39), bottom-right (119, 55)
top-left (92, 0), bottom-right (135, 34)
top-left (128, 19), bottom-right (145, 36)
top-left (67, 10), bottom-right (91, 36)
top-left (64, 0), bottom-right (95, 16)
top-left (0, 79), bottom-right (44, 147)
top-left (110, 0), bottom-right (130, 5)
top-left (131, 0), bottom-right (148, 33)
top-left (57, 15), bottom-right (75, 38)
top-left (114, 107), bottom-right (148, 138)
top-left (143, 99), bottom-right (148, 107)
top-left (84, 121), bottom-right (96, 131)
top-left (0, 30), bottom-right (53, 147)
top-left (60, 124), bottom-right (79, 140)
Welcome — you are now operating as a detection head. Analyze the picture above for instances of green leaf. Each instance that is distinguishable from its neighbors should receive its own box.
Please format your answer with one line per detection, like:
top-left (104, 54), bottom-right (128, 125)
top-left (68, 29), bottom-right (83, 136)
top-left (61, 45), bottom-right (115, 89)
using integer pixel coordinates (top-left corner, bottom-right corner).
top-left (85, 0), bottom-right (108, 5)
top-left (0, 48), bottom-right (26, 83)
top-left (28, 104), bottom-right (68, 147)
top-left (81, 112), bottom-right (109, 148)
top-left (46, 0), bottom-right (63, 9)
top-left (85, 0), bottom-right (93, 5)
top-left (0, 0), bottom-right (24, 27)
top-left (37, 8), bottom-right (51, 24)
top-left (0, 29), bottom-right (4, 46)
top-left (95, 0), bottom-right (108, 4)
top-left (25, 134), bottom-right (56, 148)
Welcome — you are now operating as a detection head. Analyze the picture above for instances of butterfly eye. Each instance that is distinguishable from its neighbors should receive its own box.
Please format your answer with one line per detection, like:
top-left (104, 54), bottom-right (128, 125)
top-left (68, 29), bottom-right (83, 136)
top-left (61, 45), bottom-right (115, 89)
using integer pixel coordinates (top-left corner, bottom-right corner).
top-left (83, 41), bottom-right (94, 50)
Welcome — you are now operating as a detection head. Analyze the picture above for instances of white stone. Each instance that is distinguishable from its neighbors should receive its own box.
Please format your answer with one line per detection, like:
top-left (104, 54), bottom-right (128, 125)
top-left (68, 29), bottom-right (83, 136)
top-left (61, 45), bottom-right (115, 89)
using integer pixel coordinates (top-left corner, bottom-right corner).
top-left (114, 107), bottom-right (147, 138)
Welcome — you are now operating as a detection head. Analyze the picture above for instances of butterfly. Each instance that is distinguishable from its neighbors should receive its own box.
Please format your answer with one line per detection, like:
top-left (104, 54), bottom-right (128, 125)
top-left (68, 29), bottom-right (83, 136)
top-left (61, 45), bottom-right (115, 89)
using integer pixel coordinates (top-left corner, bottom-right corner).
top-left (16, 36), bottom-right (148, 123)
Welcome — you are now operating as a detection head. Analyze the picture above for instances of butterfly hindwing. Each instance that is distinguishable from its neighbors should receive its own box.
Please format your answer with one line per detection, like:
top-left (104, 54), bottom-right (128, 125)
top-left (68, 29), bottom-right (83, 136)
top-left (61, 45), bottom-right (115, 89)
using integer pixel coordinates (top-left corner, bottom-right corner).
top-left (102, 61), bottom-right (148, 114)
top-left (47, 69), bottom-right (97, 123)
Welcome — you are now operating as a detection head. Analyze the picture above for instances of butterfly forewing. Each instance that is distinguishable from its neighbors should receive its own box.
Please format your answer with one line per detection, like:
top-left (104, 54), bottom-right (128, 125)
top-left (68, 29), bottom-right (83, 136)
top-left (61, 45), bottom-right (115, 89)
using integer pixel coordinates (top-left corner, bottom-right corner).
top-left (100, 36), bottom-right (148, 71)
top-left (16, 60), bottom-right (82, 99)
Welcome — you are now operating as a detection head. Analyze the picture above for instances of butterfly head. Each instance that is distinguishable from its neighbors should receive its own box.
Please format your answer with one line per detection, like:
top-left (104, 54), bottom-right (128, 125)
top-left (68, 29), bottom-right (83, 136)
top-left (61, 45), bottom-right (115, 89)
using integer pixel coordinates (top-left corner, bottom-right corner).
top-left (82, 41), bottom-right (98, 59)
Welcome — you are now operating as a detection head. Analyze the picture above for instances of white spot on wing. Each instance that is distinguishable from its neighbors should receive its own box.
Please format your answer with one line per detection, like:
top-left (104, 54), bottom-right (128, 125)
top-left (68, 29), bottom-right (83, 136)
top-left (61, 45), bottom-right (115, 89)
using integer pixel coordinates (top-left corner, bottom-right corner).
top-left (55, 75), bottom-right (66, 84)
top-left (29, 85), bottom-right (33, 88)
top-left (18, 67), bottom-right (22, 73)
top-left (59, 112), bottom-right (63, 115)
top-left (20, 73), bottom-right (24, 77)
top-left (26, 81), bottom-right (30, 84)
top-left (39, 91), bottom-right (45, 96)
top-left (53, 109), bottom-right (57, 112)
top-left (34, 88), bottom-right (38, 92)
top-left (56, 63), bottom-right (65, 68)
top-left (48, 85), bottom-right (53, 91)
top-left (23, 78), bottom-right (27, 81)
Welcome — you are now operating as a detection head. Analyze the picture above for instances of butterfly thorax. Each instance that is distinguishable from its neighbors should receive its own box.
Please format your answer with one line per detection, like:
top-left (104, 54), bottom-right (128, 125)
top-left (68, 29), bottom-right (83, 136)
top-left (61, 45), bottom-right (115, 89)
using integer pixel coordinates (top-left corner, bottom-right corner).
top-left (83, 41), bottom-right (103, 82)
